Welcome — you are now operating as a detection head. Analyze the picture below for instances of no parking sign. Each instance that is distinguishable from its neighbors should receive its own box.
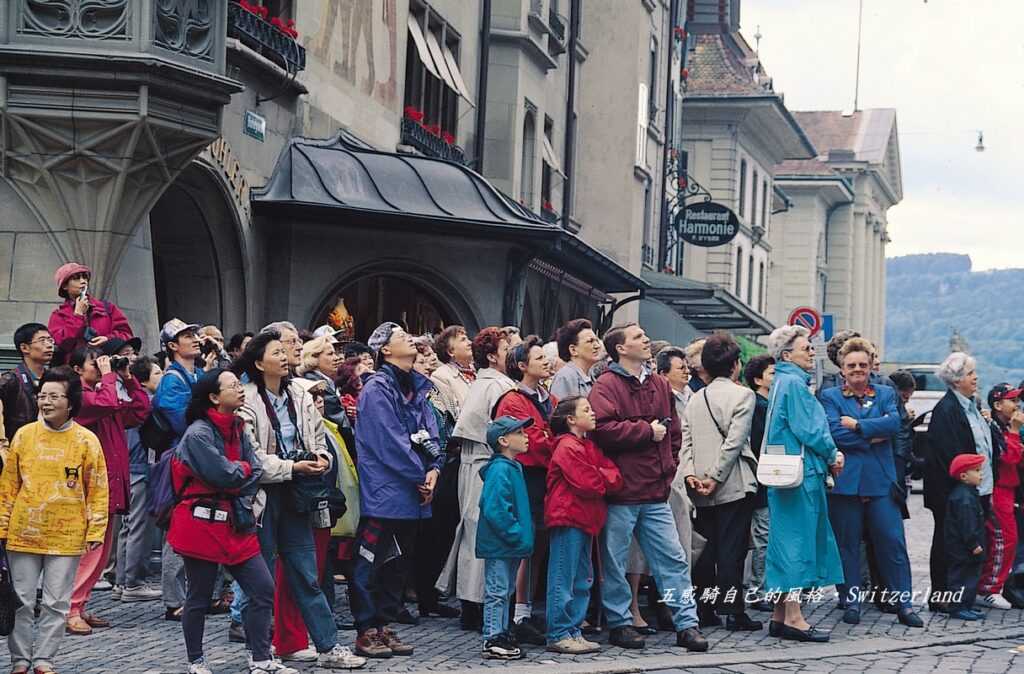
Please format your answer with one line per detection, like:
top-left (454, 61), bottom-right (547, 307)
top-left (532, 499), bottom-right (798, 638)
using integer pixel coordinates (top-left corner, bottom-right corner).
top-left (787, 306), bottom-right (823, 339)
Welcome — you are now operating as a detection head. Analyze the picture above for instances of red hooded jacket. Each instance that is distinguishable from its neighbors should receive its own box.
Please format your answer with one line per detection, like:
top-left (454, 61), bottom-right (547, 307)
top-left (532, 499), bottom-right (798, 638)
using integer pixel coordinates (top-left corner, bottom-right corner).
top-left (494, 387), bottom-right (558, 469)
top-left (544, 434), bottom-right (623, 536)
top-left (588, 364), bottom-right (681, 505)
top-left (48, 298), bottom-right (133, 364)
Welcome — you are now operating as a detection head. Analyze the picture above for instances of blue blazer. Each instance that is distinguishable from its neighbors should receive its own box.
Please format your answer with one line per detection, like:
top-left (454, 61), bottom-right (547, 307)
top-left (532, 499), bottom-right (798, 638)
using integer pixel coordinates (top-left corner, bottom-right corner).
top-left (819, 384), bottom-right (901, 497)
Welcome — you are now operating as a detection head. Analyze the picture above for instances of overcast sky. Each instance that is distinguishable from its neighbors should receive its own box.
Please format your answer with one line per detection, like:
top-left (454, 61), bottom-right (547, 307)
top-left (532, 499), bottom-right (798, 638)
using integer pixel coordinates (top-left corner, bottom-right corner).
top-left (739, 0), bottom-right (1023, 271)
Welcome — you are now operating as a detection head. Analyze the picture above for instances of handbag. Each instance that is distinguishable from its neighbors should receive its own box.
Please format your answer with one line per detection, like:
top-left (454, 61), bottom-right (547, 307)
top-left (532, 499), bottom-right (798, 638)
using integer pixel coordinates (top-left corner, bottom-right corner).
top-left (0, 542), bottom-right (20, 636)
top-left (755, 384), bottom-right (804, 489)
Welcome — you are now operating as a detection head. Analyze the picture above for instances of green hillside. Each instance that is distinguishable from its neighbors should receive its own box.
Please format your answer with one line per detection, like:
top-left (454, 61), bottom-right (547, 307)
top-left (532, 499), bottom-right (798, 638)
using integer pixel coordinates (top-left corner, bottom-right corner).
top-left (886, 253), bottom-right (1024, 392)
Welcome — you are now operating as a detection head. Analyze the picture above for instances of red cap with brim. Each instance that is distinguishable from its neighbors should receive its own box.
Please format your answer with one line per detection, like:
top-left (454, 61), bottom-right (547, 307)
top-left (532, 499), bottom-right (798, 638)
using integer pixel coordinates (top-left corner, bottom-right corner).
top-left (54, 262), bottom-right (91, 296)
top-left (949, 453), bottom-right (985, 479)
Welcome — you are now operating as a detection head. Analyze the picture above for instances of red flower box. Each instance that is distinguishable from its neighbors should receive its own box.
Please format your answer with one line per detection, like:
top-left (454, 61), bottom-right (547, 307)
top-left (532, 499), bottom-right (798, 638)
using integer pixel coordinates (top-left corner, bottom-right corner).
top-left (423, 123), bottom-right (442, 137)
top-left (441, 131), bottom-right (455, 145)
top-left (542, 200), bottom-right (555, 212)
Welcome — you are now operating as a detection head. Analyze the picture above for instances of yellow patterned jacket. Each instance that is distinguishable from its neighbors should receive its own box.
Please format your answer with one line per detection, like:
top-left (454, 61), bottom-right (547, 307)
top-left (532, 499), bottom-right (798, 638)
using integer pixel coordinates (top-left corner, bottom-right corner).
top-left (0, 420), bottom-right (108, 555)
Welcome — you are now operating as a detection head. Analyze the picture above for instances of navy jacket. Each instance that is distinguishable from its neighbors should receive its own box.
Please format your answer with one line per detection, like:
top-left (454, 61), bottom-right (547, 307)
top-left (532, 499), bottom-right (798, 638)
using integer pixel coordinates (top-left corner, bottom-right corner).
top-left (945, 482), bottom-right (986, 563)
top-left (820, 384), bottom-right (901, 497)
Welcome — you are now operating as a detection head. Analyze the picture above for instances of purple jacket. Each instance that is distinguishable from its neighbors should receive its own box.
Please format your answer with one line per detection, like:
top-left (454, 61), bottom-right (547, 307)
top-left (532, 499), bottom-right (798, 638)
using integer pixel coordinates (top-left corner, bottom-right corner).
top-left (355, 364), bottom-right (442, 520)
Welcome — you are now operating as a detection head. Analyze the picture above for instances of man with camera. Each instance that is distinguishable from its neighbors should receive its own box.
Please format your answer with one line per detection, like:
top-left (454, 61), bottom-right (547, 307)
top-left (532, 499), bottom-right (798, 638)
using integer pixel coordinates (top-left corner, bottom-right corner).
top-left (66, 344), bottom-right (151, 635)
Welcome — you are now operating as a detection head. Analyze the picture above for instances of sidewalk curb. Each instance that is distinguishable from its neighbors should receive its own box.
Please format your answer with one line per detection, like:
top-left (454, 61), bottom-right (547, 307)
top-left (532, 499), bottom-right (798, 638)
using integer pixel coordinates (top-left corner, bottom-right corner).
top-left (429, 623), bottom-right (1024, 673)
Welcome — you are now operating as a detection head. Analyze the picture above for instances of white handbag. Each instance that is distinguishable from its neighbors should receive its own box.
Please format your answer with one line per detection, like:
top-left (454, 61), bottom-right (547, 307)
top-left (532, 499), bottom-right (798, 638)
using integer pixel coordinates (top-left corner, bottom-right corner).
top-left (756, 384), bottom-right (804, 489)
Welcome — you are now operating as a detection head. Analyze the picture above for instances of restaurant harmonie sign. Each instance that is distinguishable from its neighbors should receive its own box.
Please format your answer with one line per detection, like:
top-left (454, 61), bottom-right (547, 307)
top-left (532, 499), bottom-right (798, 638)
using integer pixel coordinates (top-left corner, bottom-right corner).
top-left (674, 202), bottom-right (740, 247)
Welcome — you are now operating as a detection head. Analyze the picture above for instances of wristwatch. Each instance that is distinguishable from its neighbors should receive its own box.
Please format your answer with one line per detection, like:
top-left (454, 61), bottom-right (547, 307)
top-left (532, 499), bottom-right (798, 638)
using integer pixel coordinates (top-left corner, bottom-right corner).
top-left (854, 421), bottom-right (861, 433)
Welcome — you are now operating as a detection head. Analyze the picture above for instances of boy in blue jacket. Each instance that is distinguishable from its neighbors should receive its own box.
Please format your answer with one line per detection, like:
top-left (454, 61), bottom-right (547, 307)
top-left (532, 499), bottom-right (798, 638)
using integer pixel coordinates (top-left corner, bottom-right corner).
top-left (476, 416), bottom-right (534, 660)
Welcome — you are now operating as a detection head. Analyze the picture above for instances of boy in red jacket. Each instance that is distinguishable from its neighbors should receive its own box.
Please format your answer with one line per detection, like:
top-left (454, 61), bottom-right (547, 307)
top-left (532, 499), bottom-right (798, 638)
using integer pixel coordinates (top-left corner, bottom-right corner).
top-left (544, 396), bottom-right (622, 654)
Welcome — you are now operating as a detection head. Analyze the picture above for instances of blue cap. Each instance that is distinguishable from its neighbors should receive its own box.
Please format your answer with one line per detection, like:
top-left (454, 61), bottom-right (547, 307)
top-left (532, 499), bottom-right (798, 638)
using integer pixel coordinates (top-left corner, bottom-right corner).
top-left (486, 416), bottom-right (533, 452)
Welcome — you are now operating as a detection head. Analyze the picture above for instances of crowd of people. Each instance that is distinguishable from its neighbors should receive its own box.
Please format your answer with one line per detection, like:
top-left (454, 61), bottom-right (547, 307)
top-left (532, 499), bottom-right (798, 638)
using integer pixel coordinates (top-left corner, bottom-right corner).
top-left (0, 262), bottom-right (1022, 673)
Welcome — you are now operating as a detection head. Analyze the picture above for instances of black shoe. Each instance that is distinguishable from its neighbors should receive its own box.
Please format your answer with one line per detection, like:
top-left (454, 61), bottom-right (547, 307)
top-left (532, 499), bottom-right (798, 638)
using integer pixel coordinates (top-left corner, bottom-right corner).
top-left (460, 601), bottom-right (482, 632)
top-left (396, 608), bottom-right (419, 625)
top-left (419, 603), bottom-right (461, 618)
top-left (768, 620), bottom-right (783, 637)
top-left (483, 633), bottom-right (523, 660)
top-left (778, 623), bottom-right (829, 643)
top-left (655, 602), bottom-right (676, 631)
top-left (512, 618), bottom-right (546, 646)
top-left (897, 609), bottom-right (924, 628)
top-left (842, 607), bottom-right (861, 625)
top-left (164, 607), bottom-right (182, 622)
top-left (726, 613), bottom-right (763, 632)
top-left (228, 620), bottom-right (246, 643)
top-left (697, 609), bottom-right (722, 628)
top-left (1002, 585), bottom-right (1024, 609)
top-left (676, 627), bottom-right (709, 652)
top-left (749, 600), bottom-right (774, 612)
top-left (608, 625), bottom-right (645, 649)
top-left (632, 624), bottom-right (657, 635)
top-left (581, 622), bottom-right (603, 636)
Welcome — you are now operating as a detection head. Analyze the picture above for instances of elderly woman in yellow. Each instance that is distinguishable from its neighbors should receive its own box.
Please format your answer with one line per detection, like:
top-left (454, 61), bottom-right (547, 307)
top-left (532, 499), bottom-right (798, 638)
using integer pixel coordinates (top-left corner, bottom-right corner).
top-left (0, 367), bottom-right (108, 674)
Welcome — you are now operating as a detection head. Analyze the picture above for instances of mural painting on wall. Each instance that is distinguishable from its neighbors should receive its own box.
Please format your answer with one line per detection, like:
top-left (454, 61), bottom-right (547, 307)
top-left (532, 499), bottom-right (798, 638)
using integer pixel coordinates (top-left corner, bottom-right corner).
top-left (311, 0), bottom-right (398, 109)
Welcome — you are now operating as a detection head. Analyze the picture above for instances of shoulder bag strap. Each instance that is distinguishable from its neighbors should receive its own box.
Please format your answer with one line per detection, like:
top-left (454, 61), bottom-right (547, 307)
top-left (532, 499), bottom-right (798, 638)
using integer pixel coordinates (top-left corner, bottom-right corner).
top-left (702, 388), bottom-right (727, 440)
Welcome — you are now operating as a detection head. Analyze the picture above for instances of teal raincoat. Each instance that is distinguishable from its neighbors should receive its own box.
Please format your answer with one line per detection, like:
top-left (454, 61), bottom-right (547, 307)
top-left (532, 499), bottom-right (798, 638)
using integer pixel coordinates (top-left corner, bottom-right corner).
top-left (763, 361), bottom-right (844, 594)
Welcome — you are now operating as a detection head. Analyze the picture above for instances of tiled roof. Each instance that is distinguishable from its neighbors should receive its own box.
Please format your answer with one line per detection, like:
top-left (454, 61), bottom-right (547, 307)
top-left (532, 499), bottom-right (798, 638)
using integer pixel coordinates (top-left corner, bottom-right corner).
top-left (791, 109), bottom-right (897, 165)
top-left (686, 33), bottom-right (773, 97)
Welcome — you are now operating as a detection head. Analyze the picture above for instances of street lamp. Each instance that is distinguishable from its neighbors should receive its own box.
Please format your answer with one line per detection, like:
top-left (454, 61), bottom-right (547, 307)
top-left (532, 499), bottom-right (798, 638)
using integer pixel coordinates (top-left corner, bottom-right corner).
top-left (975, 131), bottom-right (985, 153)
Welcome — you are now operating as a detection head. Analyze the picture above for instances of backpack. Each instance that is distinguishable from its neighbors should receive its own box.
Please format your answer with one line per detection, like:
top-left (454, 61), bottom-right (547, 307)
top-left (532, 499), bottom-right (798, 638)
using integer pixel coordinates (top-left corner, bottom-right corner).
top-left (139, 369), bottom-right (187, 457)
top-left (146, 447), bottom-right (190, 529)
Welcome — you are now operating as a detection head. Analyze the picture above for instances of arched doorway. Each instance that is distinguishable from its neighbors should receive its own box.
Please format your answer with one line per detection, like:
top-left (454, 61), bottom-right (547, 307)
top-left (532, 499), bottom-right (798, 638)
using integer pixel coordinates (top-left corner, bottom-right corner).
top-left (148, 162), bottom-right (247, 334)
top-left (311, 263), bottom-right (478, 343)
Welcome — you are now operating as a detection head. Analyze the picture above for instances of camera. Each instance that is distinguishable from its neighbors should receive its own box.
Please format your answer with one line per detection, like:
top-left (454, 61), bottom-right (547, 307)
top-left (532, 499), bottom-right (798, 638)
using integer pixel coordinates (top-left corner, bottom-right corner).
top-left (200, 339), bottom-right (220, 357)
top-left (282, 449), bottom-right (318, 463)
top-left (110, 355), bottom-right (130, 371)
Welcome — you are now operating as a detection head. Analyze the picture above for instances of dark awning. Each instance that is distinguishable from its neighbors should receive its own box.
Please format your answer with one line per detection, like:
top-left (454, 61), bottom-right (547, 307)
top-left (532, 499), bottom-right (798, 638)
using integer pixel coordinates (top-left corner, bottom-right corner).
top-left (252, 132), bottom-right (646, 294)
top-left (642, 270), bottom-right (775, 336)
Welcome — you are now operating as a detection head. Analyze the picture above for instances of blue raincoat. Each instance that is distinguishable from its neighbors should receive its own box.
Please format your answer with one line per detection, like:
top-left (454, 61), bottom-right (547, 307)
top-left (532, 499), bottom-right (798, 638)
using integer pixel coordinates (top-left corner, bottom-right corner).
top-left (763, 361), bottom-right (844, 593)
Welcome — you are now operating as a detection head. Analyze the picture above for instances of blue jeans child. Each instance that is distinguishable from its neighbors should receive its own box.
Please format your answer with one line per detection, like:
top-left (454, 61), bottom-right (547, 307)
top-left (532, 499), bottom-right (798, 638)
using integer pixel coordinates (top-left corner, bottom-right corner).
top-left (483, 558), bottom-right (520, 640)
top-left (546, 526), bottom-right (593, 643)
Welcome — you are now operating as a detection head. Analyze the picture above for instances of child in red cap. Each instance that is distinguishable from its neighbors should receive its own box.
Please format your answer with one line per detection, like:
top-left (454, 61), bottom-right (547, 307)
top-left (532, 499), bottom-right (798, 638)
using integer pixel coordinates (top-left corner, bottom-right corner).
top-left (945, 453), bottom-right (987, 620)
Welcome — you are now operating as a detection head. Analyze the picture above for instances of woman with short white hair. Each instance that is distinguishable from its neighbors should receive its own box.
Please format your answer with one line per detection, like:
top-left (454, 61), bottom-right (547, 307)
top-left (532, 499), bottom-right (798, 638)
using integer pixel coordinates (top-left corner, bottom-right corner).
top-left (924, 351), bottom-right (990, 612)
top-left (761, 325), bottom-right (845, 642)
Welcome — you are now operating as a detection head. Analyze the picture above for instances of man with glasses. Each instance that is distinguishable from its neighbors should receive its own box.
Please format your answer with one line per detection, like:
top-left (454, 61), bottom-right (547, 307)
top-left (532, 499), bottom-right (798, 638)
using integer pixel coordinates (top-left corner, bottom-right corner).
top-left (1, 323), bottom-right (54, 451)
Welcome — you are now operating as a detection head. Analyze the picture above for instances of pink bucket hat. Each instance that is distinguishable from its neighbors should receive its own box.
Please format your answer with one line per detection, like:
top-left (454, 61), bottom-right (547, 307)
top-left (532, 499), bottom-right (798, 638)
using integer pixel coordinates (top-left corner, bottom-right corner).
top-left (54, 262), bottom-right (91, 296)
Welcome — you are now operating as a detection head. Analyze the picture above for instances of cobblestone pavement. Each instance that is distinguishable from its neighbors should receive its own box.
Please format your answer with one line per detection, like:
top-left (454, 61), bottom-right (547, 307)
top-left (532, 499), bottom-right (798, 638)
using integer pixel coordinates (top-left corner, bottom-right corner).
top-left (12, 493), bottom-right (1024, 673)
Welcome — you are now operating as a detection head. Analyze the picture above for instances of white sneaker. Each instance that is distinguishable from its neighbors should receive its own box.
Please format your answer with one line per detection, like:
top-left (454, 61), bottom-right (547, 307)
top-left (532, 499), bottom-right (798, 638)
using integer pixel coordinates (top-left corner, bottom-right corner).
top-left (278, 647), bottom-right (317, 662)
top-left (977, 593), bottom-right (1013, 610)
top-left (188, 660), bottom-right (215, 674)
top-left (317, 644), bottom-right (368, 669)
top-left (93, 579), bottom-right (113, 591)
top-left (121, 585), bottom-right (162, 602)
top-left (111, 584), bottom-right (123, 600)
top-left (250, 659), bottom-right (299, 674)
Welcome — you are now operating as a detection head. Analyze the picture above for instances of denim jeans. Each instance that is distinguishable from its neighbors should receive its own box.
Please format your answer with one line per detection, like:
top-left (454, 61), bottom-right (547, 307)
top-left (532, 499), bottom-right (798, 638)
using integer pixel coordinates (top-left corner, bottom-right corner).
top-left (545, 526), bottom-right (592, 643)
top-left (483, 558), bottom-right (519, 640)
top-left (600, 502), bottom-right (699, 631)
top-left (349, 518), bottom-right (417, 633)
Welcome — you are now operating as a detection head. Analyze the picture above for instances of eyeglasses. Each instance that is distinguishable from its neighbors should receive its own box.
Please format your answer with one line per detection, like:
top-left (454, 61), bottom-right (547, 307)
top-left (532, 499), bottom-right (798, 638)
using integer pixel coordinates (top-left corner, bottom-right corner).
top-left (220, 381), bottom-right (244, 391)
top-left (845, 362), bottom-right (871, 370)
top-left (37, 393), bottom-right (67, 403)
top-left (31, 337), bottom-right (55, 346)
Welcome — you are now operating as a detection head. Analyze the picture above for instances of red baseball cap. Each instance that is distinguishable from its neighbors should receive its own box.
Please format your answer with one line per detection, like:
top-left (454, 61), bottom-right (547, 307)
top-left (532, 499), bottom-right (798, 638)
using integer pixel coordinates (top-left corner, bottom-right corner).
top-left (949, 453), bottom-right (985, 479)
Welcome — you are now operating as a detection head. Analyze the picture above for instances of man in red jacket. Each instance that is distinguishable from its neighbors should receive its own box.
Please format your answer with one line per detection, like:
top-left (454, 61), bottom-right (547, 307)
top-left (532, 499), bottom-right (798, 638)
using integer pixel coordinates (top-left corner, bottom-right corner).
top-left (588, 323), bottom-right (707, 653)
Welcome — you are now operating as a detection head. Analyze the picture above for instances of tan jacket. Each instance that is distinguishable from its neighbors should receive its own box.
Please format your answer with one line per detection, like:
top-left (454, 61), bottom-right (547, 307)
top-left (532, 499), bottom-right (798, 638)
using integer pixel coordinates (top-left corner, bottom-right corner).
top-left (430, 362), bottom-right (473, 417)
top-left (239, 379), bottom-right (330, 485)
top-left (680, 377), bottom-right (758, 507)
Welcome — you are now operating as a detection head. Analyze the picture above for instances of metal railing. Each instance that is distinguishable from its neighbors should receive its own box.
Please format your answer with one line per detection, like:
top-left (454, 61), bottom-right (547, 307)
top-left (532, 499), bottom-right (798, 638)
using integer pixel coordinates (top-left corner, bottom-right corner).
top-left (227, 2), bottom-right (306, 73)
top-left (401, 118), bottom-right (467, 164)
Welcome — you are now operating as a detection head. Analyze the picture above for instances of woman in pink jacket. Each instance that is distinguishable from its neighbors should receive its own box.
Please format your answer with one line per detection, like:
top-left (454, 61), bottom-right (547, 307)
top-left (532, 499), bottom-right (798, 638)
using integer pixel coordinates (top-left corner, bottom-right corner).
top-left (48, 263), bottom-right (134, 364)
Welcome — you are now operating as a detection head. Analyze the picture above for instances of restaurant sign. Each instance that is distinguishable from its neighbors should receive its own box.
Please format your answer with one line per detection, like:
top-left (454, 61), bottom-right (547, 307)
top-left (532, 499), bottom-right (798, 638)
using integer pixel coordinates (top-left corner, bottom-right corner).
top-left (674, 201), bottom-right (740, 247)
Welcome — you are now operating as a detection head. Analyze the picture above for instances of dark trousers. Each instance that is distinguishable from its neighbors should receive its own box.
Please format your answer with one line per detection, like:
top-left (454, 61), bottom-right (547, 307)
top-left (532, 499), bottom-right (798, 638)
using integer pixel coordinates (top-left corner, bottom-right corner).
top-left (183, 555), bottom-right (273, 663)
top-left (692, 496), bottom-right (754, 615)
top-left (829, 494), bottom-right (913, 610)
top-left (948, 555), bottom-right (982, 612)
top-left (350, 517), bottom-right (418, 633)
top-left (414, 458), bottom-right (460, 609)
top-left (929, 506), bottom-right (948, 597)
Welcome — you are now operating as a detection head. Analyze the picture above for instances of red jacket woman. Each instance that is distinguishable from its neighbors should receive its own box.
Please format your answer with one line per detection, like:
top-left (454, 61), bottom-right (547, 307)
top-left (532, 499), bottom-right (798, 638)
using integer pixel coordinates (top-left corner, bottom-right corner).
top-left (48, 262), bottom-right (133, 363)
top-left (545, 433), bottom-right (623, 536)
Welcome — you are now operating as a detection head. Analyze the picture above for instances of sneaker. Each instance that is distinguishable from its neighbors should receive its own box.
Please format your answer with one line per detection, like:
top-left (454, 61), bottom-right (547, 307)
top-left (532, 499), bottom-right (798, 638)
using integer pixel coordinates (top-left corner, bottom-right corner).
top-left (111, 584), bottom-right (123, 600)
top-left (546, 637), bottom-right (591, 654)
top-left (188, 660), bottom-right (214, 674)
top-left (574, 634), bottom-right (601, 651)
top-left (950, 609), bottom-right (982, 621)
top-left (121, 585), bottom-right (162, 602)
top-left (250, 659), bottom-right (300, 674)
top-left (482, 634), bottom-right (522, 660)
top-left (354, 629), bottom-right (391, 659)
top-left (976, 593), bottom-right (1013, 610)
top-left (317, 644), bottom-right (368, 669)
top-left (93, 579), bottom-right (113, 591)
top-left (278, 648), bottom-right (317, 662)
top-left (513, 618), bottom-right (546, 645)
top-left (378, 628), bottom-right (413, 656)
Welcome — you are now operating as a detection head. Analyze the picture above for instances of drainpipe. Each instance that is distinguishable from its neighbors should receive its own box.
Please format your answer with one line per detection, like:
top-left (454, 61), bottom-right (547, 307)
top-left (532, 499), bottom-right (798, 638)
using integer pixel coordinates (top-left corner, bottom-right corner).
top-left (473, 0), bottom-right (491, 171)
top-left (560, 0), bottom-right (580, 230)
top-left (658, 0), bottom-right (681, 270)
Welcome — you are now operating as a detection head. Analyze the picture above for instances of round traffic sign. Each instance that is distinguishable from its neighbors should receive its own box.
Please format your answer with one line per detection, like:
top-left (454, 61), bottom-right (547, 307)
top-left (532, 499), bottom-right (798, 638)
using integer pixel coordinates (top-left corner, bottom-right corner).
top-left (787, 306), bottom-right (822, 338)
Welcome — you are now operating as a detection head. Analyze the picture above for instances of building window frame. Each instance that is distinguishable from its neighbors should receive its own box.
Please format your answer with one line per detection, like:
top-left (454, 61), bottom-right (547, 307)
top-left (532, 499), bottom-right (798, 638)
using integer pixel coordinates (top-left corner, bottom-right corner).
top-left (761, 179), bottom-right (769, 231)
top-left (403, 2), bottom-right (465, 142)
top-left (758, 261), bottom-right (766, 313)
top-left (751, 170), bottom-right (759, 226)
top-left (521, 105), bottom-right (538, 209)
top-left (738, 158), bottom-right (747, 219)
top-left (735, 246), bottom-right (744, 295)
